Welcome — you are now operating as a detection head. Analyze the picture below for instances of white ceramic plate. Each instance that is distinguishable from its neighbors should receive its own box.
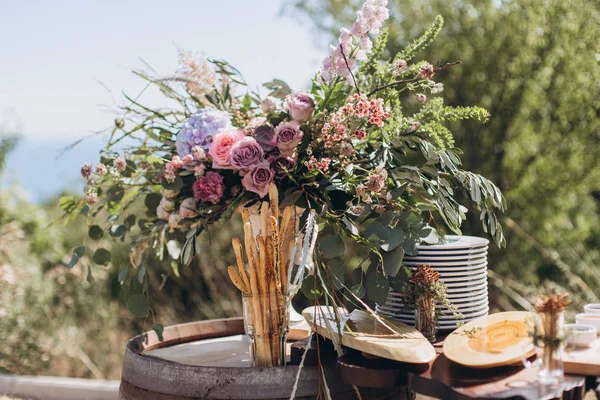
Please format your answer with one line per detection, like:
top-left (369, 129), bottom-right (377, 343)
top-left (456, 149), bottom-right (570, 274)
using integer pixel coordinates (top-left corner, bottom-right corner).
top-left (442, 277), bottom-right (487, 288)
top-left (384, 291), bottom-right (488, 306)
top-left (410, 247), bottom-right (488, 256)
top-left (405, 261), bottom-right (488, 272)
top-left (403, 258), bottom-right (487, 267)
top-left (423, 267), bottom-right (488, 278)
top-left (377, 307), bottom-right (489, 322)
top-left (388, 286), bottom-right (488, 299)
top-left (377, 302), bottom-right (488, 315)
top-left (378, 304), bottom-right (489, 319)
top-left (404, 252), bottom-right (488, 261)
top-left (439, 273), bottom-right (488, 283)
top-left (415, 235), bottom-right (489, 250)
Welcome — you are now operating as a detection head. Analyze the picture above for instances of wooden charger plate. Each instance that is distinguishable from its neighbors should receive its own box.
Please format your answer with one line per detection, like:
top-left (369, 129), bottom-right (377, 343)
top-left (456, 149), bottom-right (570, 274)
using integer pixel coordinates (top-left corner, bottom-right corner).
top-left (303, 306), bottom-right (436, 364)
top-left (443, 311), bottom-right (536, 368)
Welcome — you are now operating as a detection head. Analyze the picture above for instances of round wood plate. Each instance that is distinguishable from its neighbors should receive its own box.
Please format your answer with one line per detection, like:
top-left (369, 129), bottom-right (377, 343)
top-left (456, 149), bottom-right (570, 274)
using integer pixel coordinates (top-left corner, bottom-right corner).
top-left (443, 311), bottom-right (536, 368)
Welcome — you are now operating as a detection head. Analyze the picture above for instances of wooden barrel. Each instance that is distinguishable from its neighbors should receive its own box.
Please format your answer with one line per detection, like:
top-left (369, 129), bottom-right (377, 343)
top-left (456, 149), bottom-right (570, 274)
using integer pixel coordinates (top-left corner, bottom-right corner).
top-left (119, 317), bottom-right (355, 400)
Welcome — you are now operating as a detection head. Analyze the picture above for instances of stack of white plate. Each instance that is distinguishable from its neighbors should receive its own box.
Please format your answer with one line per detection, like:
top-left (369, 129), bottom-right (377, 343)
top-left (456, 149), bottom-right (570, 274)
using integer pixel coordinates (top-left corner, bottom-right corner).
top-left (376, 235), bottom-right (489, 331)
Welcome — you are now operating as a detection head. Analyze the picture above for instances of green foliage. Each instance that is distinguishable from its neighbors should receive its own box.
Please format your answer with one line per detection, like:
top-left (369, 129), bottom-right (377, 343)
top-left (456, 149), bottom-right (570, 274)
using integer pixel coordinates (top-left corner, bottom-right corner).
top-left (395, 15), bottom-right (444, 62)
top-left (292, 0), bottom-right (600, 308)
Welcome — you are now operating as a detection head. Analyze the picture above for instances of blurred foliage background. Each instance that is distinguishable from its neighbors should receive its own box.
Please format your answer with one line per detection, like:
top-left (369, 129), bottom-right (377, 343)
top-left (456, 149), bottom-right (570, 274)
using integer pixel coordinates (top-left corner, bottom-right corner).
top-left (1, 0), bottom-right (599, 379)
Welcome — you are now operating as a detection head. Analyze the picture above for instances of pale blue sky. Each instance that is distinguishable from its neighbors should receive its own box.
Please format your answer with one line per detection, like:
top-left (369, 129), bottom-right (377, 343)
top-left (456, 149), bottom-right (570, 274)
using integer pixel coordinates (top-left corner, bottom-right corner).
top-left (0, 0), bottom-right (326, 200)
top-left (1, 0), bottom-right (322, 139)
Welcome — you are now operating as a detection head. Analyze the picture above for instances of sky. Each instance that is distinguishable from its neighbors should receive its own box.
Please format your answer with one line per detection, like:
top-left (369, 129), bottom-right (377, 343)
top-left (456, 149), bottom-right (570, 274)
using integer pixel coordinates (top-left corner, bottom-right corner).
top-left (0, 0), bottom-right (324, 201)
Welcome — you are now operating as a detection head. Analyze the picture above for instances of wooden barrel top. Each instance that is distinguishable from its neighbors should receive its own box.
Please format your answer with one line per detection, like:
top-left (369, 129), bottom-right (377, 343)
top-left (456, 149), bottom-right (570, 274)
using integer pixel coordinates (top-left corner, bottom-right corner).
top-left (119, 317), bottom-right (353, 400)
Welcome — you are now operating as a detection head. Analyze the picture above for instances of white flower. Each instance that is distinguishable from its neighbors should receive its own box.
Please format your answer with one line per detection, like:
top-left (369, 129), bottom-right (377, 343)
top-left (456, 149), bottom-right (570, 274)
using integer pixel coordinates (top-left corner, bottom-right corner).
top-left (260, 96), bottom-right (279, 113)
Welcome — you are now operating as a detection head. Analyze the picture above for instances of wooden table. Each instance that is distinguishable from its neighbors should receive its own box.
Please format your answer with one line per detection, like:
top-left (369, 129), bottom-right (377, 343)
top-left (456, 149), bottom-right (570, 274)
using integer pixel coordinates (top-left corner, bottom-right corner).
top-left (325, 336), bottom-right (597, 400)
top-left (122, 317), bottom-right (599, 400)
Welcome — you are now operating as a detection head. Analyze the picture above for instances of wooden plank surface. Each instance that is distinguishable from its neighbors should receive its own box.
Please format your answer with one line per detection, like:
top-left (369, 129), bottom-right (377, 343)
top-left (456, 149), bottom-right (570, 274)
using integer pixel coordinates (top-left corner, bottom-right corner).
top-left (564, 338), bottom-right (600, 376)
top-left (303, 307), bottom-right (436, 364)
top-left (408, 353), bottom-right (586, 400)
top-left (443, 311), bottom-right (536, 368)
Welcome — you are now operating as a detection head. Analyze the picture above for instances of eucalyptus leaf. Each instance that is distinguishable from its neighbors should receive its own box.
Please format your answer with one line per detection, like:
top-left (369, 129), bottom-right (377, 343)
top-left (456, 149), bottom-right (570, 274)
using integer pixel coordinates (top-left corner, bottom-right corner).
top-left (381, 227), bottom-right (405, 252)
top-left (382, 246), bottom-right (405, 277)
top-left (74, 246), bottom-right (86, 258)
top-left (320, 234), bottom-right (345, 259)
top-left (327, 260), bottom-right (346, 290)
top-left (118, 266), bottom-right (129, 283)
top-left (301, 275), bottom-right (324, 300)
top-left (365, 221), bottom-right (390, 241)
top-left (86, 264), bottom-right (95, 283)
top-left (152, 322), bottom-right (164, 342)
top-left (88, 225), bottom-right (104, 240)
top-left (350, 283), bottom-right (366, 299)
top-left (93, 248), bottom-right (112, 266)
top-left (137, 264), bottom-right (146, 284)
top-left (365, 271), bottom-right (389, 304)
top-left (127, 294), bottom-right (149, 318)
top-left (109, 225), bottom-right (127, 237)
top-left (66, 253), bottom-right (79, 269)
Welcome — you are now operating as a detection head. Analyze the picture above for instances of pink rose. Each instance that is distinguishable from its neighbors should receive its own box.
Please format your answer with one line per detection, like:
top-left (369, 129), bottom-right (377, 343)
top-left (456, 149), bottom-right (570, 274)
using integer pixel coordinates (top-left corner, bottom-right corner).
top-left (242, 161), bottom-right (275, 198)
top-left (179, 198), bottom-right (198, 219)
top-left (229, 136), bottom-right (264, 173)
top-left (193, 171), bottom-right (225, 204)
top-left (208, 129), bottom-right (245, 169)
top-left (284, 92), bottom-right (315, 122)
top-left (274, 121), bottom-right (303, 157)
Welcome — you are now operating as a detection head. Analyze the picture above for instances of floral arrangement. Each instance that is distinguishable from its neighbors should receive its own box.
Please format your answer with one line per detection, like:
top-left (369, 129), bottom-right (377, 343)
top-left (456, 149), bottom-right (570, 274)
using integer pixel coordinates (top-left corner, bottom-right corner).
top-left (61, 0), bottom-right (505, 330)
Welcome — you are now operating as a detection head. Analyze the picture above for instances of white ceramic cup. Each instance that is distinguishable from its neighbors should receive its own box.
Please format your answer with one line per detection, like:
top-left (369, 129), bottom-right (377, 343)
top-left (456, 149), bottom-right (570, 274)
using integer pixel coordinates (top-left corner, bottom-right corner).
top-left (565, 323), bottom-right (597, 347)
top-left (575, 313), bottom-right (600, 333)
top-left (584, 304), bottom-right (600, 314)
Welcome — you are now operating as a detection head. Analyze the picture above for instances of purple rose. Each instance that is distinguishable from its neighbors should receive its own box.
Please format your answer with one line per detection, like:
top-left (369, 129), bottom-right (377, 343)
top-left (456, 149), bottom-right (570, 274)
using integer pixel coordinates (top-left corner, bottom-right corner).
top-left (271, 156), bottom-right (296, 180)
top-left (229, 136), bottom-right (264, 173)
top-left (274, 121), bottom-right (303, 157)
top-left (242, 161), bottom-right (275, 198)
top-left (255, 125), bottom-right (276, 152)
top-left (284, 92), bottom-right (315, 122)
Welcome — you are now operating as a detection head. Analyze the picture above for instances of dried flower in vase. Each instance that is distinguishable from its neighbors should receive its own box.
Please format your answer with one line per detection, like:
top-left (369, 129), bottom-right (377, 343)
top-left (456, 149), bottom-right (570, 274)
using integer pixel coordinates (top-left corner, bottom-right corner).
top-left (403, 265), bottom-right (460, 341)
top-left (528, 292), bottom-right (571, 384)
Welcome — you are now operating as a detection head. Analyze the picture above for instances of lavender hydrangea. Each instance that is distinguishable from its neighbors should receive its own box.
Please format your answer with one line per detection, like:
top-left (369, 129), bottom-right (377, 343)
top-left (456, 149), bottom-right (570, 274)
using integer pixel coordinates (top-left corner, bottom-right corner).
top-left (176, 108), bottom-right (232, 157)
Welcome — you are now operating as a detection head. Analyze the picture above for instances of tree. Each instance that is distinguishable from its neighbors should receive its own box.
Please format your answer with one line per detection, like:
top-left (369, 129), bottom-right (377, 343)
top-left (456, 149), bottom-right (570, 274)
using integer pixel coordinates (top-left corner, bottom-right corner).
top-left (290, 0), bottom-right (600, 308)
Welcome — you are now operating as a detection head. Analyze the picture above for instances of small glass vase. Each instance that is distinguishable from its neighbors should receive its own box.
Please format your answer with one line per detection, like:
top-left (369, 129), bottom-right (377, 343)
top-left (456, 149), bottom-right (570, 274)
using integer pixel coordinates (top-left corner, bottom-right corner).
top-left (523, 311), bottom-right (565, 385)
top-left (415, 297), bottom-right (437, 342)
top-left (242, 293), bottom-right (290, 367)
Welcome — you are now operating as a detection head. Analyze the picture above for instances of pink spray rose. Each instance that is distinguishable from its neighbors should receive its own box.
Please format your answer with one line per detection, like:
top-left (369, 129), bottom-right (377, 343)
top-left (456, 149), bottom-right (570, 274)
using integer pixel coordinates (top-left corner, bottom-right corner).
top-left (242, 161), bottom-right (275, 198)
top-left (85, 192), bottom-right (98, 205)
top-left (95, 163), bottom-right (107, 176)
top-left (208, 129), bottom-right (245, 169)
top-left (193, 171), bottom-right (225, 204)
top-left (81, 163), bottom-right (92, 179)
top-left (284, 92), bottom-right (315, 122)
top-left (179, 198), bottom-right (198, 219)
top-left (229, 136), bottom-right (264, 173)
top-left (113, 156), bottom-right (127, 173)
top-left (274, 121), bottom-right (303, 157)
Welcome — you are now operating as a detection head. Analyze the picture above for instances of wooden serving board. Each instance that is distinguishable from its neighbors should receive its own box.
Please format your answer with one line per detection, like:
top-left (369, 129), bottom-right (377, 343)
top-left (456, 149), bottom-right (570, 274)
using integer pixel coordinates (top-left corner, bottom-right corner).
top-left (302, 307), bottom-right (436, 364)
top-left (443, 311), bottom-right (536, 368)
top-left (564, 337), bottom-right (600, 375)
